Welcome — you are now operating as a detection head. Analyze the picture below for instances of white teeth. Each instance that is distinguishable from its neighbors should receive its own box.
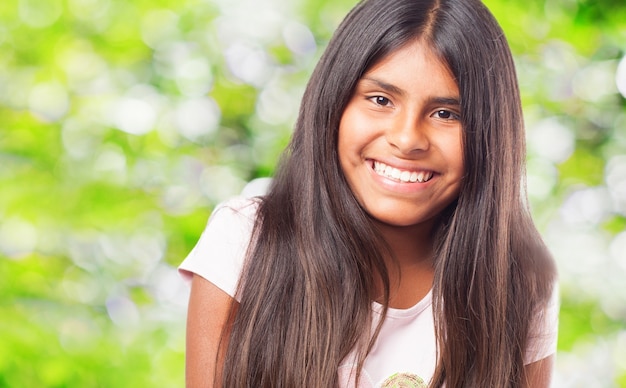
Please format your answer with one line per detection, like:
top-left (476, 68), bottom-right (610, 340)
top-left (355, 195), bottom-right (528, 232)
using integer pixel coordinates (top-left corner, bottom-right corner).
top-left (372, 161), bottom-right (433, 183)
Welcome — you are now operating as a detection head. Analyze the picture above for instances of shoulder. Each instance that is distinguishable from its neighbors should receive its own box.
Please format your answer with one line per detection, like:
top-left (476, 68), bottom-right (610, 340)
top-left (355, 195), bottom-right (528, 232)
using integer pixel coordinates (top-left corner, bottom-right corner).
top-left (211, 196), bottom-right (261, 222)
top-left (178, 196), bottom-right (262, 299)
top-left (525, 281), bottom-right (559, 364)
top-left (197, 196), bottom-right (260, 247)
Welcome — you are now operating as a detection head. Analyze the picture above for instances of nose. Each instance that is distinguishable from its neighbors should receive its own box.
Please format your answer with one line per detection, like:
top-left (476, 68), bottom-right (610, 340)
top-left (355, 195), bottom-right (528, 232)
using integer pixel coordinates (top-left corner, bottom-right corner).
top-left (386, 110), bottom-right (429, 154)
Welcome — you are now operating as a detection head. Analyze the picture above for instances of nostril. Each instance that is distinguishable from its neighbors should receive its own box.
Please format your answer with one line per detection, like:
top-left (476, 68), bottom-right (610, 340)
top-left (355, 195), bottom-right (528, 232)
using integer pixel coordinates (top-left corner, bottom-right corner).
top-left (387, 130), bottom-right (429, 154)
top-left (385, 116), bottom-right (429, 154)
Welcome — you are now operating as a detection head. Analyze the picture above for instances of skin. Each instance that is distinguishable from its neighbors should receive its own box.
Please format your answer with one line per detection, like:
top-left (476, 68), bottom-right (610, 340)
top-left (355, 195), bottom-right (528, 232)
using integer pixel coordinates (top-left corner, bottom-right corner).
top-left (186, 274), bottom-right (235, 388)
top-left (338, 38), bottom-right (463, 308)
top-left (338, 39), bottom-right (464, 233)
top-left (523, 355), bottom-right (555, 388)
top-left (185, 37), bottom-right (554, 388)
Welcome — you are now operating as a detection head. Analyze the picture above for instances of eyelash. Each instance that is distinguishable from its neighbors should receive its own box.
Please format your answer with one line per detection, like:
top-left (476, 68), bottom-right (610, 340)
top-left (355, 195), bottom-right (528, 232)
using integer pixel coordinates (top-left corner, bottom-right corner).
top-left (368, 96), bottom-right (460, 121)
top-left (368, 95), bottom-right (392, 107)
top-left (432, 110), bottom-right (460, 121)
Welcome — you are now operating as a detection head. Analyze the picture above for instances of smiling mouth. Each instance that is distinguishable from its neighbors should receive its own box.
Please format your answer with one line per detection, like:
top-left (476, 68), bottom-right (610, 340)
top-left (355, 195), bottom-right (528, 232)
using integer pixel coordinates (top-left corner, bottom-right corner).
top-left (372, 161), bottom-right (434, 183)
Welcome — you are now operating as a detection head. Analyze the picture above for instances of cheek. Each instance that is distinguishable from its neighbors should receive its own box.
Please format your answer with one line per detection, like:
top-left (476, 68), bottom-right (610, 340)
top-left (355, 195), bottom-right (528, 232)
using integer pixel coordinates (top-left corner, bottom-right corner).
top-left (447, 133), bottom-right (465, 175)
top-left (336, 126), bottom-right (353, 180)
top-left (454, 145), bottom-right (465, 175)
top-left (337, 113), bottom-right (359, 160)
top-left (337, 122), bottom-right (348, 162)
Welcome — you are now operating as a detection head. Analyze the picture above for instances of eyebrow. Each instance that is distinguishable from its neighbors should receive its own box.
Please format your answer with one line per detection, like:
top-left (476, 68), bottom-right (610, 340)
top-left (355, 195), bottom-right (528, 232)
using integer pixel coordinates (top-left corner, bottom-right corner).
top-left (430, 97), bottom-right (461, 107)
top-left (360, 76), bottom-right (461, 107)
top-left (361, 76), bottom-right (406, 96)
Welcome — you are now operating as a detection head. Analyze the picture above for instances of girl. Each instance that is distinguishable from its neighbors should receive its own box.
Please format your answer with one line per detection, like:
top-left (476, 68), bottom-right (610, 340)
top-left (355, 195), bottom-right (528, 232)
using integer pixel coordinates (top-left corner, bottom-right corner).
top-left (180, 0), bottom-right (559, 386)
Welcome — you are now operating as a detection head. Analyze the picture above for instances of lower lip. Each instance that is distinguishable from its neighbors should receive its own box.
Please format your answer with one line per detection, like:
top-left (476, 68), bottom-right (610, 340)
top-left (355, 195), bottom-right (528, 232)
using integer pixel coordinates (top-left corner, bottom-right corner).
top-left (369, 165), bottom-right (435, 194)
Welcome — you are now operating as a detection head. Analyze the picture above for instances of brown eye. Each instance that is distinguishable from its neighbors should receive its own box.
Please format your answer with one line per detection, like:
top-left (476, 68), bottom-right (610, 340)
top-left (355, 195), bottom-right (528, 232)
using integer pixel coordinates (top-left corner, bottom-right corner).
top-left (436, 110), bottom-right (451, 119)
top-left (433, 109), bottom-right (459, 120)
top-left (369, 96), bottom-right (391, 106)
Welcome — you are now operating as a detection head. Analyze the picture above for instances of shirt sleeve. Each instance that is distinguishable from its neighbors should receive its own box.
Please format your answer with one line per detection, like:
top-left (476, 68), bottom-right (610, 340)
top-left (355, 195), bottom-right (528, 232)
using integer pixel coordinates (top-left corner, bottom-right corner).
top-left (524, 282), bottom-right (560, 364)
top-left (178, 197), bottom-right (259, 300)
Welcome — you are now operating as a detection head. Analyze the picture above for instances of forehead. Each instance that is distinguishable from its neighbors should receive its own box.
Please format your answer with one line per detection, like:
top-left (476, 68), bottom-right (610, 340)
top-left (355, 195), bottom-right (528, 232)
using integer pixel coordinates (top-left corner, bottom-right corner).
top-left (362, 39), bottom-right (459, 97)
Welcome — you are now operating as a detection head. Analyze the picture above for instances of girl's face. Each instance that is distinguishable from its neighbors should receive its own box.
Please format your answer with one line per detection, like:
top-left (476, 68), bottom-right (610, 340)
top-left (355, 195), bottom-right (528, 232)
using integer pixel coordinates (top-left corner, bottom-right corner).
top-left (338, 39), bottom-right (464, 231)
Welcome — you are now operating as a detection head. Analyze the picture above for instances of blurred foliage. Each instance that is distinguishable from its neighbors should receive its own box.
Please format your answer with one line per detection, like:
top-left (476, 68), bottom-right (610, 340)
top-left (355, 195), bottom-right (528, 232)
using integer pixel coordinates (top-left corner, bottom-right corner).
top-left (0, 0), bottom-right (625, 386)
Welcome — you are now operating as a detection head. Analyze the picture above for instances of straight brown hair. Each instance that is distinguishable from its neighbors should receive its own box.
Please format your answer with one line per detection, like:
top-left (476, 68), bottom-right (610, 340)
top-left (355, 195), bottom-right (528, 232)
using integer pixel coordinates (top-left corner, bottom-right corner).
top-left (220, 0), bottom-right (556, 386)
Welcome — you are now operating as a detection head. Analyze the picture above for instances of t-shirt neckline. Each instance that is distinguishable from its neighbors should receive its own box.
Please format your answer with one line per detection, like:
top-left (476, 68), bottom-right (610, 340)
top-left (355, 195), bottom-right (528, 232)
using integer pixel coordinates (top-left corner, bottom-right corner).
top-left (372, 289), bottom-right (433, 318)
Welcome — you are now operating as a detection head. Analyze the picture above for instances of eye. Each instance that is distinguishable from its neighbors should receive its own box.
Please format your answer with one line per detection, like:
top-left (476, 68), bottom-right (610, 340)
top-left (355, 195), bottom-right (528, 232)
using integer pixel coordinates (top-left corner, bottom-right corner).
top-left (432, 109), bottom-right (459, 120)
top-left (368, 96), bottom-right (392, 107)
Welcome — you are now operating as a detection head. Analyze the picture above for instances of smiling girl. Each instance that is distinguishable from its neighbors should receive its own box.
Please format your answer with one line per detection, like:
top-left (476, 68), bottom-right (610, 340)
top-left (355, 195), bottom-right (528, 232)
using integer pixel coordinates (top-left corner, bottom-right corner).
top-left (180, 0), bottom-right (559, 387)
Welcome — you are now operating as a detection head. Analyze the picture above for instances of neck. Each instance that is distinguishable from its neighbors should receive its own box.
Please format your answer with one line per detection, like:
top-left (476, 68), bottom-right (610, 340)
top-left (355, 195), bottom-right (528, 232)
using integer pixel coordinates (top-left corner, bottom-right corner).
top-left (374, 220), bottom-right (436, 309)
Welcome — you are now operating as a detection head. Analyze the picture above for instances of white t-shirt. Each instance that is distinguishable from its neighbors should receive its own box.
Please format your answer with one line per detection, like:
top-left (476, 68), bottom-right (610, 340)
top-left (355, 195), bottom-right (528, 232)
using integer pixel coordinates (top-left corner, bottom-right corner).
top-left (179, 197), bottom-right (559, 388)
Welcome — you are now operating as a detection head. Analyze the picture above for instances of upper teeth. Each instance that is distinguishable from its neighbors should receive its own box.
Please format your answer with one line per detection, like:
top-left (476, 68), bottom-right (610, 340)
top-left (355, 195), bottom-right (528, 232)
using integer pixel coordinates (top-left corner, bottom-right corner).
top-left (373, 161), bottom-right (433, 183)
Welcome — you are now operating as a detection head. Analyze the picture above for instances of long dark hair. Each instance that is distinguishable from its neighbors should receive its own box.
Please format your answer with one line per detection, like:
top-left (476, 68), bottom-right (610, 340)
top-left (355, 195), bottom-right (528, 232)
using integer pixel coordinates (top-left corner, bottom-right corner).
top-left (221, 0), bottom-right (556, 386)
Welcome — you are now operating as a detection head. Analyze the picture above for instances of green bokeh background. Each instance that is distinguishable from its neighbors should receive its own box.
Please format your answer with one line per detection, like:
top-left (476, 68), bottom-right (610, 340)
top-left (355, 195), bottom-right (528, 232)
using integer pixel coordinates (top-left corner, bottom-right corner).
top-left (1, 0), bottom-right (625, 386)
